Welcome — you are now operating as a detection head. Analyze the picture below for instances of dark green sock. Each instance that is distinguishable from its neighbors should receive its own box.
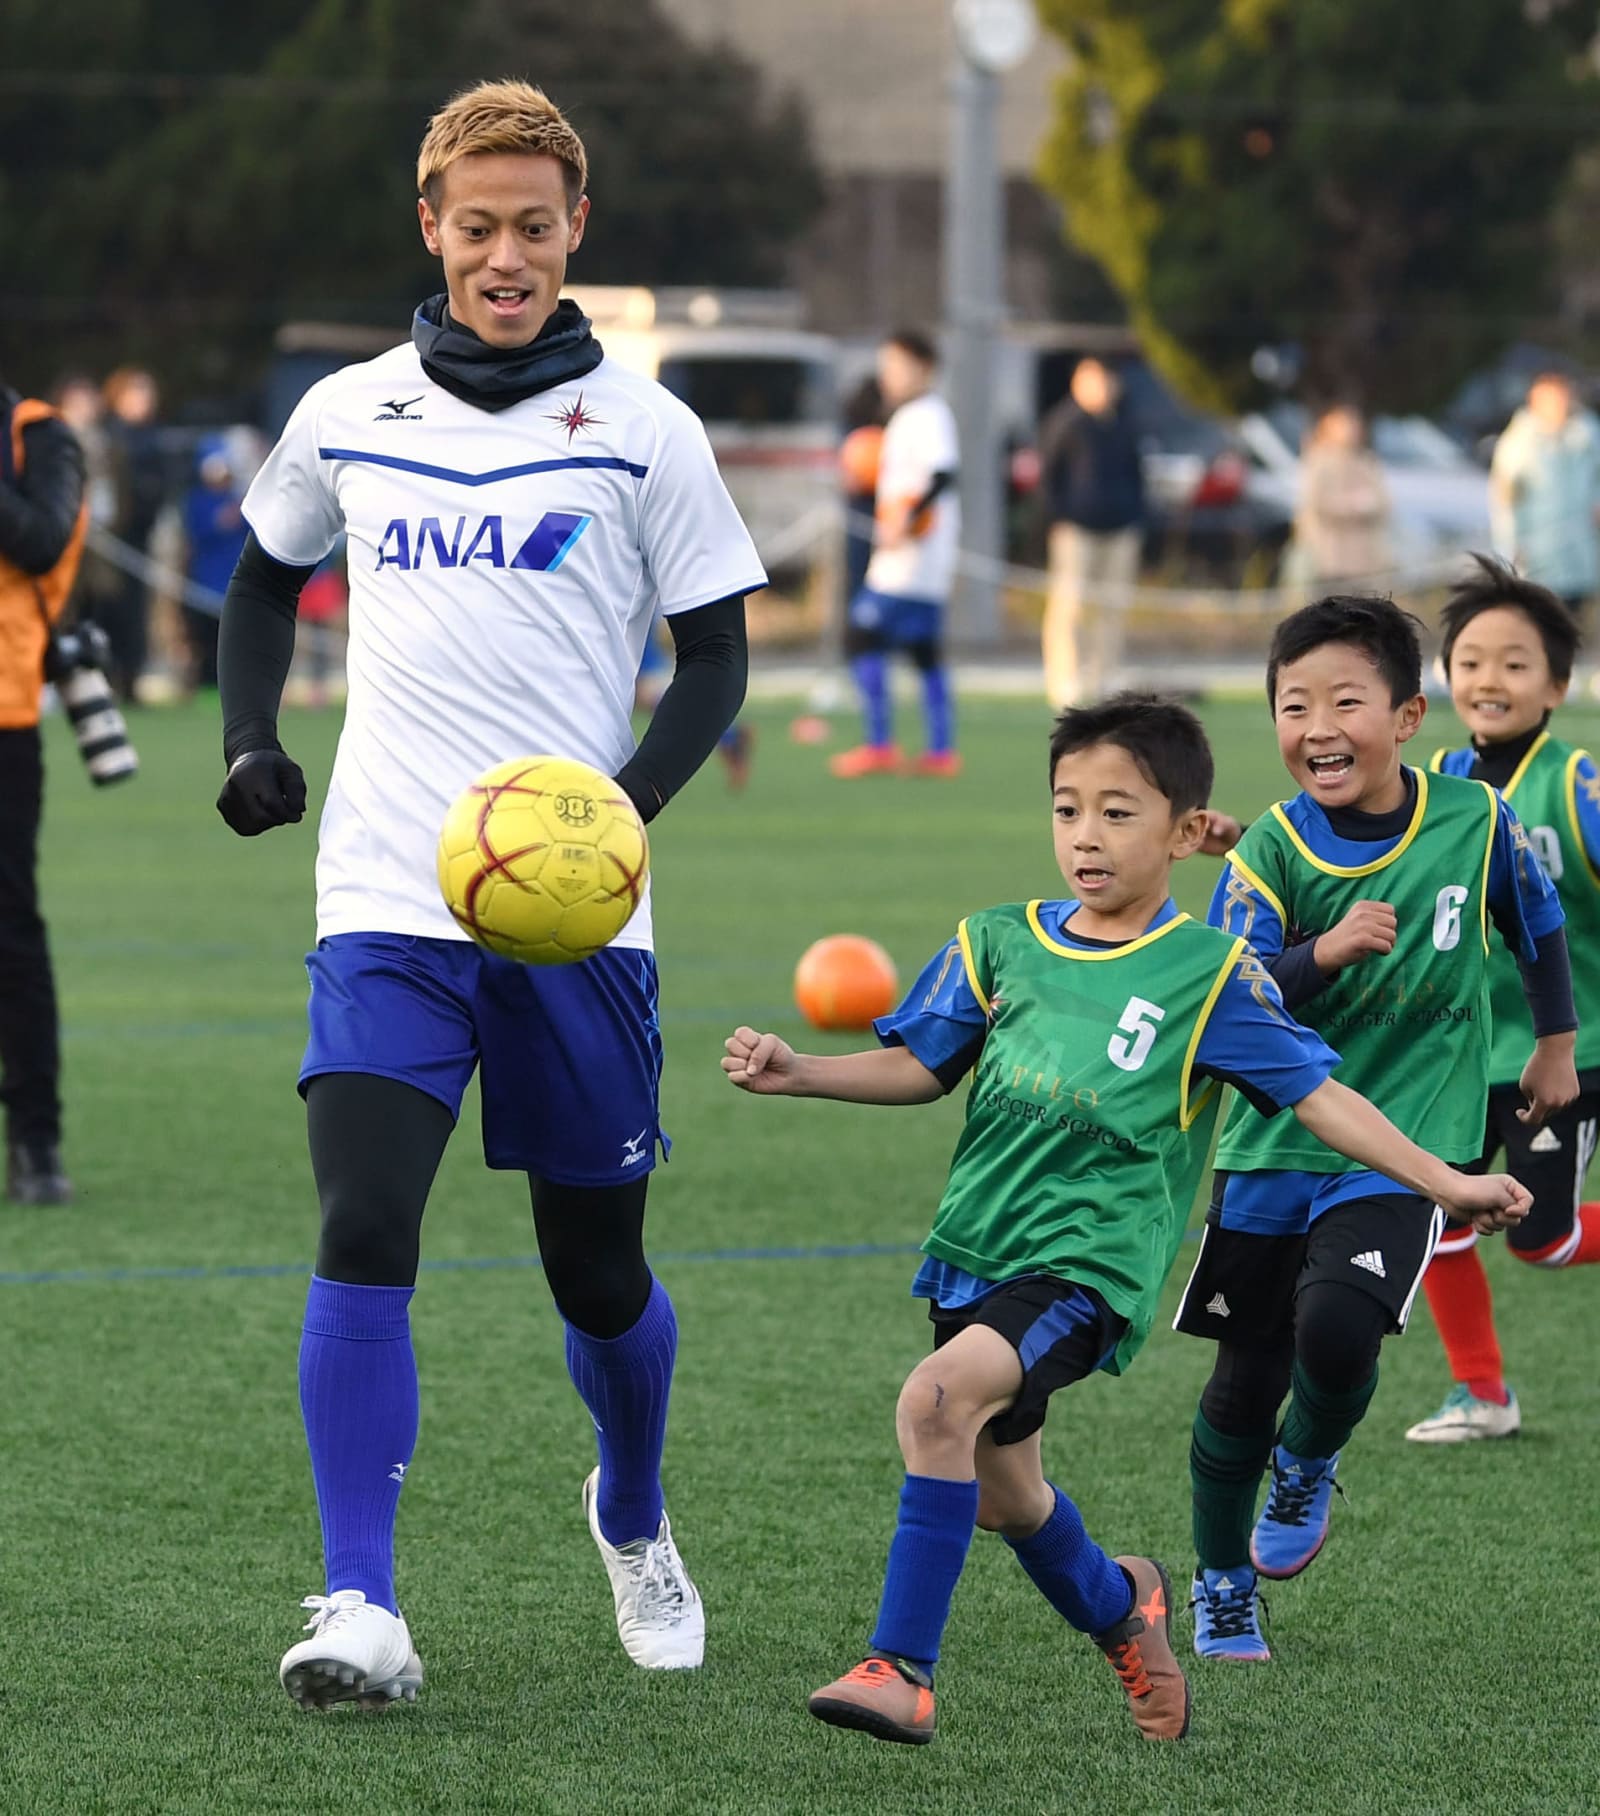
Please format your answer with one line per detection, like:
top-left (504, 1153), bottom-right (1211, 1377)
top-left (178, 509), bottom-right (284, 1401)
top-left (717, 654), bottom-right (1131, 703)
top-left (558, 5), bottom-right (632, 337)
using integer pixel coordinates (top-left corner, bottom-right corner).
top-left (1279, 1359), bottom-right (1379, 1460)
top-left (1190, 1410), bottom-right (1273, 1571)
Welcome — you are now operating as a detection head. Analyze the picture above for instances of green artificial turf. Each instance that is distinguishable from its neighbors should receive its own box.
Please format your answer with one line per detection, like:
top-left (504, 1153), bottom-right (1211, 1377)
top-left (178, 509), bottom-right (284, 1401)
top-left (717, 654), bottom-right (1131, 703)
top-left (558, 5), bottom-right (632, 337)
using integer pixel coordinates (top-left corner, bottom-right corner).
top-left (2, 693), bottom-right (1596, 1813)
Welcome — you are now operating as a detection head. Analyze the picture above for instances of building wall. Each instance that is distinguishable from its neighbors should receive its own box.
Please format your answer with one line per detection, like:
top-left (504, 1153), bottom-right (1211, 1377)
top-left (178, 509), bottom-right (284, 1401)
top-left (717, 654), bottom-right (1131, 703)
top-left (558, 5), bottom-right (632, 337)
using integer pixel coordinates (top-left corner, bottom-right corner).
top-left (658, 0), bottom-right (1075, 334)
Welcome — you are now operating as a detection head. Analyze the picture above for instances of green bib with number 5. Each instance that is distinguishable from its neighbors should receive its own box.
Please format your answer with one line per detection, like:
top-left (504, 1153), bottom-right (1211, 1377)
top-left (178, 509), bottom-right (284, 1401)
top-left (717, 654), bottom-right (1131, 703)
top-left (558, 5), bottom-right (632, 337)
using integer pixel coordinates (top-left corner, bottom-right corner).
top-left (1217, 766), bottom-right (1497, 1175)
top-left (927, 902), bottom-right (1246, 1371)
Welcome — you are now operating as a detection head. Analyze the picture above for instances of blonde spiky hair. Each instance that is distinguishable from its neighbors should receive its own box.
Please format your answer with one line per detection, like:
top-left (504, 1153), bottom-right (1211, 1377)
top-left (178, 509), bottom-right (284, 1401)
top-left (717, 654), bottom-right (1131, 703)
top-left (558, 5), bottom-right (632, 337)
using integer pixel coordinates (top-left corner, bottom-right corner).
top-left (416, 79), bottom-right (587, 209)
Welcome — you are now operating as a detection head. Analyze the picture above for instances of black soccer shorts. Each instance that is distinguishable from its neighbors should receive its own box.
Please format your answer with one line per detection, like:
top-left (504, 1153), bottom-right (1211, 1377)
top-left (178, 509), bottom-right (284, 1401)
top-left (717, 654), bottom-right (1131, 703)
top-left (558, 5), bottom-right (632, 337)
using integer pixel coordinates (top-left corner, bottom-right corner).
top-left (1434, 1085), bottom-right (1600, 1265)
top-left (927, 1275), bottom-right (1127, 1446)
top-left (1173, 1184), bottom-right (1444, 1347)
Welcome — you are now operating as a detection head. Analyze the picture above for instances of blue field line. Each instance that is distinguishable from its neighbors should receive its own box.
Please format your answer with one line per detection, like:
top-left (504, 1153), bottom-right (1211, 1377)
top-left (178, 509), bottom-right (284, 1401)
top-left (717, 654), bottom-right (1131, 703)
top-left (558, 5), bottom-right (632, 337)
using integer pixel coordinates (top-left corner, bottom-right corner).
top-left (0, 1230), bottom-right (1205, 1292)
top-left (0, 1238), bottom-right (927, 1290)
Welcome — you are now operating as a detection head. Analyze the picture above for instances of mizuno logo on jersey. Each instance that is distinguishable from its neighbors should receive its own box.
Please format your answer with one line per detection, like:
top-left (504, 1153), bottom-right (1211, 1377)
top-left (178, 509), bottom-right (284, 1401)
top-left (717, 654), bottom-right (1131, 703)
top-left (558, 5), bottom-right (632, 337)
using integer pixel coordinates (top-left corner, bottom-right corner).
top-left (375, 395), bottom-right (425, 421)
top-left (374, 512), bottom-right (592, 573)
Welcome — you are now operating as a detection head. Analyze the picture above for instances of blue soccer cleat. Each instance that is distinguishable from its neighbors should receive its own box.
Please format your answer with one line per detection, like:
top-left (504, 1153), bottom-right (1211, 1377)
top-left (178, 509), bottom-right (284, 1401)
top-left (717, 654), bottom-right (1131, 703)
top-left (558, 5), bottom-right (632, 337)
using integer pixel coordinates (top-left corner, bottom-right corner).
top-left (1191, 1567), bottom-right (1270, 1661)
top-left (1250, 1446), bottom-right (1341, 1579)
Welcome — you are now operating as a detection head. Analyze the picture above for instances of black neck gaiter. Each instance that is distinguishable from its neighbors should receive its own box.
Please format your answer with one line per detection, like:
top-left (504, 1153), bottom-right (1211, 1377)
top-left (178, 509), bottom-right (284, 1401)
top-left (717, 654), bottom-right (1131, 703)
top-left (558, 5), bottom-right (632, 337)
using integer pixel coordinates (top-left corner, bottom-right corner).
top-left (411, 295), bottom-right (604, 413)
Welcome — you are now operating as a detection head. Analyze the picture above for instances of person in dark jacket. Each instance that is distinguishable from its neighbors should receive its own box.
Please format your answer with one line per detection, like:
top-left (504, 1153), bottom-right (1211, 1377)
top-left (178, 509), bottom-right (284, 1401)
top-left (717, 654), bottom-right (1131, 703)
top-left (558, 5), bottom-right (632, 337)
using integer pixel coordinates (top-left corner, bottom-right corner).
top-left (0, 379), bottom-right (88, 1204)
top-left (1037, 358), bottom-right (1146, 706)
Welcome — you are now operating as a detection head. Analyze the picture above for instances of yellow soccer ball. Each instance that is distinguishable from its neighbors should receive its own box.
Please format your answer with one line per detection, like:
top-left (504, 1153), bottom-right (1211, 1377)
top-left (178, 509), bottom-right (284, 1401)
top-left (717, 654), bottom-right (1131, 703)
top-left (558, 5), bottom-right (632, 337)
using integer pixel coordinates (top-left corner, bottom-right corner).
top-left (436, 755), bottom-right (650, 965)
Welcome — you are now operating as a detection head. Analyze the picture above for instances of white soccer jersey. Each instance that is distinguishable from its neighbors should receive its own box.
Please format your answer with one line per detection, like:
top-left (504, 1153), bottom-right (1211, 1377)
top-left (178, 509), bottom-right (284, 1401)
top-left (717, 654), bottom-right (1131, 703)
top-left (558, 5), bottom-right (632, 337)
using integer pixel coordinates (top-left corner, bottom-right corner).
top-left (864, 390), bottom-right (961, 602)
top-left (243, 339), bottom-right (766, 948)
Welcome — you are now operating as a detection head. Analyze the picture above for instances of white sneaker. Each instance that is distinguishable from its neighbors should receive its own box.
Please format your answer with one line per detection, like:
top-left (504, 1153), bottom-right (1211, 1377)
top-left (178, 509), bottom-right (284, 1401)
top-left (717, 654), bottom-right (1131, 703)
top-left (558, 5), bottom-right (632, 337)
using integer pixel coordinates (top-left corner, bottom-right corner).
top-left (1405, 1383), bottom-right (1522, 1444)
top-left (279, 1590), bottom-right (424, 1709)
top-left (582, 1468), bottom-right (705, 1669)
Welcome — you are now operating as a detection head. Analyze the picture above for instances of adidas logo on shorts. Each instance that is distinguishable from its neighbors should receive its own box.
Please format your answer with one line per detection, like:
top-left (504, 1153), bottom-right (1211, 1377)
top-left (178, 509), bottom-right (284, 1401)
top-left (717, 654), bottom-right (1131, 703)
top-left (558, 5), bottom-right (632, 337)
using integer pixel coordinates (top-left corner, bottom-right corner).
top-left (1350, 1249), bottom-right (1387, 1279)
top-left (1205, 1292), bottom-right (1231, 1318)
top-left (1528, 1126), bottom-right (1562, 1153)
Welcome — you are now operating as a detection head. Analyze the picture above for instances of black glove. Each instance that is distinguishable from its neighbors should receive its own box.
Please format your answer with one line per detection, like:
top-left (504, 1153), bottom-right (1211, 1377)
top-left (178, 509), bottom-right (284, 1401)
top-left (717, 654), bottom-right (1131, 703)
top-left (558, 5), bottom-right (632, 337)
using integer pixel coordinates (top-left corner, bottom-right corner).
top-left (217, 748), bottom-right (307, 836)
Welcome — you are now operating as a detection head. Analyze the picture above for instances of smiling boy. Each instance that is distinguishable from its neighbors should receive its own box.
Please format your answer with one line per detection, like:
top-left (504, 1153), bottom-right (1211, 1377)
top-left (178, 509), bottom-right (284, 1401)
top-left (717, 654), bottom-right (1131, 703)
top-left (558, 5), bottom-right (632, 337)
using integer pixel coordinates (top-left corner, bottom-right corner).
top-left (1406, 557), bottom-right (1600, 1442)
top-left (725, 693), bottom-right (1527, 1748)
top-left (214, 80), bottom-right (766, 1706)
top-left (1184, 596), bottom-right (1576, 1662)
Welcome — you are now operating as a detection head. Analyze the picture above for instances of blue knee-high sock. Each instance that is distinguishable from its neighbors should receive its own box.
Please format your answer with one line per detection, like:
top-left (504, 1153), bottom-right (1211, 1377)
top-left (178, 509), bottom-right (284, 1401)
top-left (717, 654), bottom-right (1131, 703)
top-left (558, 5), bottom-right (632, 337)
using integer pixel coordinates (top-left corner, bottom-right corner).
top-left (869, 1474), bottom-right (980, 1672)
top-left (565, 1276), bottom-right (677, 1546)
top-left (1005, 1483), bottom-right (1132, 1634)
top-left (298, 1276), bottom-right (418, 1617)
top-left (850, 651), bottom-right (891, 747)
top-left (920, 664), bottom-right (953, 754)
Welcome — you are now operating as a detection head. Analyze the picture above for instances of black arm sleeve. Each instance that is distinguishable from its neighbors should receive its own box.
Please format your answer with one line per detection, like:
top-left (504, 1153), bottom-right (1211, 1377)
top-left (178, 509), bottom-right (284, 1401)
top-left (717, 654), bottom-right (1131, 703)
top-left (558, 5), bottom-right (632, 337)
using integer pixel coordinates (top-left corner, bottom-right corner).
top-left (0, 419), bottom-right (85, 574)
top-left (1265, 940), bottom-right (1334, 1012)
top-left (218, 531), bottom-right (317, 766)
top-left (615, 594), bottom-right (748, 823)
top-left (908, 469), bottom-right (957, 520)
top-left (1514, 925), bottom-right (1578, 1042)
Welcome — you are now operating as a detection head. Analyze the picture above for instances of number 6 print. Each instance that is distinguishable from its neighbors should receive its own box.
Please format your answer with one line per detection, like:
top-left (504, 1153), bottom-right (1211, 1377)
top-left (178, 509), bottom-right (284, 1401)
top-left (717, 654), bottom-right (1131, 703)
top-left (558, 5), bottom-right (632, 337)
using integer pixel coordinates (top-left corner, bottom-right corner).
top-left (1108, 996), bottom-right (1166, 1072)
top-left (1433, 885), bottom-right (1469, 952)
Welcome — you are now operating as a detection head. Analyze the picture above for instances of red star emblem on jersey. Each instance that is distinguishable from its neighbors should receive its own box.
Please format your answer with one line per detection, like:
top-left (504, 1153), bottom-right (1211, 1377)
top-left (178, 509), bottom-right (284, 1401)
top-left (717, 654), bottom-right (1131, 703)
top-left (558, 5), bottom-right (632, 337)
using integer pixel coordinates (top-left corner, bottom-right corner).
top-left (548, 392), bottom-right (604, 443)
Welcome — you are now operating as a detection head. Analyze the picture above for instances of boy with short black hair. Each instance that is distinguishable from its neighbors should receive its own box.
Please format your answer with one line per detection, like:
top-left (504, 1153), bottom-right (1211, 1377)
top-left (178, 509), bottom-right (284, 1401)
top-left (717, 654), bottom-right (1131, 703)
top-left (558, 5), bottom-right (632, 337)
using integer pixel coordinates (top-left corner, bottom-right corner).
top-left (1186, 595), bottom-right (1576, 1662)
top-left (1406, 556), bottom-right (1600, 1442)
top-left (725, 691), bottom-right (1528, 1746)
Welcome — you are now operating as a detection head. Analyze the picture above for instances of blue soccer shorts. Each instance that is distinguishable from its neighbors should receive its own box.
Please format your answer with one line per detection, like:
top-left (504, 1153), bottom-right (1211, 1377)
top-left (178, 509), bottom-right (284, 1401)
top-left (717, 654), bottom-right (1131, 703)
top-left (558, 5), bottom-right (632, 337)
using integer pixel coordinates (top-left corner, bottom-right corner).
top-left (301, 933), bottom-right (666, 1185)
top-left (846, 587), bottom-right (945, 651)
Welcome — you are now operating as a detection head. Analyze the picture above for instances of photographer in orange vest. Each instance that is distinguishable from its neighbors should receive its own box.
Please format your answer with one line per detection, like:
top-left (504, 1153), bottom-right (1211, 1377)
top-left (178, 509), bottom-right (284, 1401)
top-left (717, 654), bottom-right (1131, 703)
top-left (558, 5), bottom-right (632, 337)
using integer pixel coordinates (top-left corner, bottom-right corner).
top-left (1, 380), bottom-right (88, 1204)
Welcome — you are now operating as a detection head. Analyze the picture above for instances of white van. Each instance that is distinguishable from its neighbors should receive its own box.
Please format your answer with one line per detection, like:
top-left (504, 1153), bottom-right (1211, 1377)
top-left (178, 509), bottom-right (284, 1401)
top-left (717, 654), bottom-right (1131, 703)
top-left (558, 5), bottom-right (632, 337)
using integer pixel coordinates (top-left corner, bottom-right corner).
top-left (569, 288), bottom-right (839, 583)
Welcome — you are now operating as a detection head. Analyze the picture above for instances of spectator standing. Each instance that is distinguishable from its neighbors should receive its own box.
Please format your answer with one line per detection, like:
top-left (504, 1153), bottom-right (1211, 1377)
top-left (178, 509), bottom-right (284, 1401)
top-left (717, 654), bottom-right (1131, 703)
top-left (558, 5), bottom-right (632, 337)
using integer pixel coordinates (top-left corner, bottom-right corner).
top-left (1295, 405), bottom-right (1393, 592)
top-left (97, 366), bottom-right (167, 701)
top-left (1490, 373), bottom-right (1600, 617)
top-left (0, 375), bottom-right (88, 1205)
top-left (181, 437), bottom-right (248, 690)
top-left (1038, 358), bottom-right (1145, 707)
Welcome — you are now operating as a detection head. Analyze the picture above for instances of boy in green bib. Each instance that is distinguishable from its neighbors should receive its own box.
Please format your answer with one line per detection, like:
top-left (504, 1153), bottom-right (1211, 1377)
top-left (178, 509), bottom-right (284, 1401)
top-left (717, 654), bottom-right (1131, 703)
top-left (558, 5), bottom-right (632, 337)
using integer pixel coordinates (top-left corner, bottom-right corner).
top-left (1406, 557), bottom-right (1600, 1444)
top-left (723, 694), bottom-right (1528, 1747)
top-left (1187, 596), bottom-right (1577, 1663)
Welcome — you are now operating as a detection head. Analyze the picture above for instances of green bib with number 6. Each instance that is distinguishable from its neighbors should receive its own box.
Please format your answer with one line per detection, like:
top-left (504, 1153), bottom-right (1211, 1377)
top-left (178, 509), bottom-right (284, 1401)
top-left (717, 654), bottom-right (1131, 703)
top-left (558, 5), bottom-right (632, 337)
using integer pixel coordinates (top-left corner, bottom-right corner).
top-left (1217, 766), bottom-right (1497, 1175)
top-left (927, 902), bottom-right (1246, 1371)
top-left (1432, 733), bottom-right (1600, 1083)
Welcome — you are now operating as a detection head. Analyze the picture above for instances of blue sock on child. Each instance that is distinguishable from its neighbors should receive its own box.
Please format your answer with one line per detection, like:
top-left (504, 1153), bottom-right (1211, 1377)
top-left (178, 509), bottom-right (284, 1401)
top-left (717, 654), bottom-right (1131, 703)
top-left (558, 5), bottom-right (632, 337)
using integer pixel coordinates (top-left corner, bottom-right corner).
top-left (921, 663), bottom-right (953, 754)
top-left (850, 651), bottom-right (892, 747)
top-left (869, 1473), bottom-right (981, 1674)
top-left (1005, 1483), bottom-right (1132, 1632)
top-left (298, 1276), bottom-right (418, 1616)
top-left (565, 1276), bottom-right (678, 1546)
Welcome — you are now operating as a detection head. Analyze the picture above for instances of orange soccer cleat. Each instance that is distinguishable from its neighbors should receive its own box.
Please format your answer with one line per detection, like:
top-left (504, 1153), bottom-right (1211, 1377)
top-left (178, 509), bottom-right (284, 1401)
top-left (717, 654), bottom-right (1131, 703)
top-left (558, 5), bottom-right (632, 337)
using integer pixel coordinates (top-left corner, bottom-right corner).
top-left (1091, 1557), bottom-right (1191, 1741)
top-left (807, 1654), bottom-right (936, 1745)
top-left (907, 750), bottom-right (962, 779)
top-left (829, 743), bottom-right (903, 779)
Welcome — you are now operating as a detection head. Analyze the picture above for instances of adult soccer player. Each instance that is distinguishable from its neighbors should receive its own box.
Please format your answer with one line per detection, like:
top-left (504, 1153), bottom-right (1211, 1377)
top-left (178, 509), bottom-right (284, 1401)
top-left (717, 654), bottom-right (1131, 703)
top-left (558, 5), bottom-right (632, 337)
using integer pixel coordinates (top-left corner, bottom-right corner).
top-left (725, 694), bottom-right (1527, 1747)
top-left (1184, 595), bottom-right (1576, 1661)
top-left (215, 80), bottom-right (765, 1708)
top-left (1406, 557), bottom-right (1600, 1441)
top-left (831, 329), bottom-right (961, 779)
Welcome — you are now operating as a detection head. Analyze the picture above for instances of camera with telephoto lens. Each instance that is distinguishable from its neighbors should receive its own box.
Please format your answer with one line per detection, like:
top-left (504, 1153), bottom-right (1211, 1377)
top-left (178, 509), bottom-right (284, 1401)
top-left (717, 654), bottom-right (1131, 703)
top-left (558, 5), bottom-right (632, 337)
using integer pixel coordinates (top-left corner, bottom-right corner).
top-left (43, 622), bottom-right (139, 786)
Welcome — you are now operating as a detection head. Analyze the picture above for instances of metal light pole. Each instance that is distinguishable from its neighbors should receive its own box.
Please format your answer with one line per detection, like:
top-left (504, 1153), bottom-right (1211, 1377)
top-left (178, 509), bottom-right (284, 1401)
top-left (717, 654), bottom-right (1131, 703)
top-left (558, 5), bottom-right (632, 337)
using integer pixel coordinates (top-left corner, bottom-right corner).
top-left (943, 0), bottom-right (1035, 647)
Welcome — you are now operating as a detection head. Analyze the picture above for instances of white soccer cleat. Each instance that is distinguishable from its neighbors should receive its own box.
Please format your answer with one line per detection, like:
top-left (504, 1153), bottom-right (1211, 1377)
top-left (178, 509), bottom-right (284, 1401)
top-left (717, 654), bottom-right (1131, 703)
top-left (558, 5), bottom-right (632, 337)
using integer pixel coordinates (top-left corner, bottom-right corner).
top-left (582, 1468), bottom-right (705, 1669)
top-left (279, 1589), bottom-right (423, 1710)
top-left (1405, 1383), bottom-right (1522, 1444)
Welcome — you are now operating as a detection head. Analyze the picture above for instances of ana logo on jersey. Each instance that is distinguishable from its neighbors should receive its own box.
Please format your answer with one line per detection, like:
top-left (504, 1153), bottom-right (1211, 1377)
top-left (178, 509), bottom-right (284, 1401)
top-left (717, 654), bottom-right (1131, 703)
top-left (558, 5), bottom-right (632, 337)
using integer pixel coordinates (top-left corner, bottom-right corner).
top-left (374, 512), bottom-right (592, 573)
top-left (374, 395), bottom-right (425, 421)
